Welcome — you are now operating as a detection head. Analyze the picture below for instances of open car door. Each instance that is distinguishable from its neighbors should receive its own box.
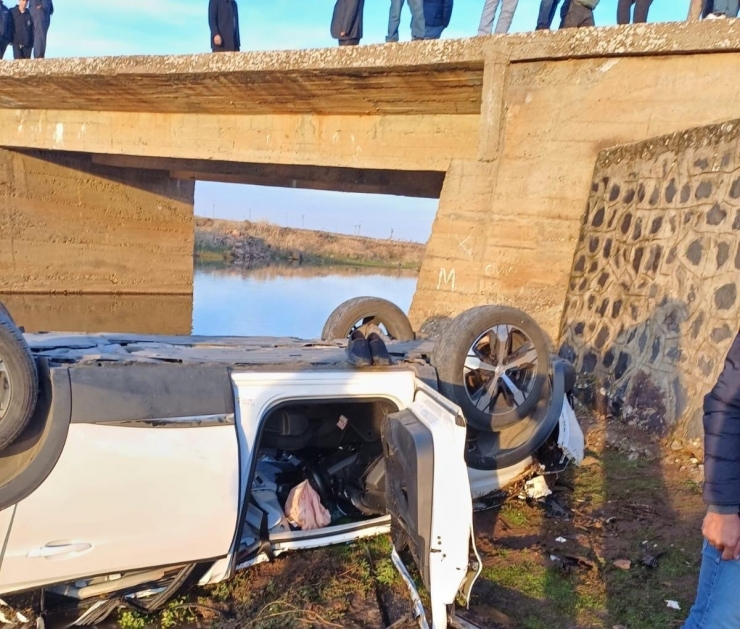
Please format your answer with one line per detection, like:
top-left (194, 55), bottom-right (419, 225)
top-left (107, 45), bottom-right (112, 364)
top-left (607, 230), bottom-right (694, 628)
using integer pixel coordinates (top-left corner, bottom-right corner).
top-left (382, 380), bottom-right (482, 629)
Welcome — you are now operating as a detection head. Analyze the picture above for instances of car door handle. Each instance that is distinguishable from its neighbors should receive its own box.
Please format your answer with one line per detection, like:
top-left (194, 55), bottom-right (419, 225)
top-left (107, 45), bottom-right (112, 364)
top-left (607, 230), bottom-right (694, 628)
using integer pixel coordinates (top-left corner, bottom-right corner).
top-left (28, 542), bottom-right (92, 559)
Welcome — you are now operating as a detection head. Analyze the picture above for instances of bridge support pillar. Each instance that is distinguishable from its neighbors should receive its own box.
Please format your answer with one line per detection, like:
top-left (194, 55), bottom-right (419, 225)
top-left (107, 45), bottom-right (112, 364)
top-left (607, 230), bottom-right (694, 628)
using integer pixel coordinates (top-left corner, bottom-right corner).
top-left (0, 149), bottom-right (194, 295)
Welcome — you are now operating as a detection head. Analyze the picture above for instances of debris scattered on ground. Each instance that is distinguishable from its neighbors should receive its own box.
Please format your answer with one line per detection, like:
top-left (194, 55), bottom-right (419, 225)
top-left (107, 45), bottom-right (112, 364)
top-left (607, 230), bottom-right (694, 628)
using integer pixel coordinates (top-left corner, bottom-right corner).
top-left (15, 611), bottom-right (28, 623)
top-left (555, 536), bottom-right (567, 543)
top-left (544, 495), bottom-right (571, 519)
top-left (665, 600), bottom-right (681, 610)
top-left (613, 559), bottom-right (632, 570)
top-left (525, 476), bottom-right (552, 500)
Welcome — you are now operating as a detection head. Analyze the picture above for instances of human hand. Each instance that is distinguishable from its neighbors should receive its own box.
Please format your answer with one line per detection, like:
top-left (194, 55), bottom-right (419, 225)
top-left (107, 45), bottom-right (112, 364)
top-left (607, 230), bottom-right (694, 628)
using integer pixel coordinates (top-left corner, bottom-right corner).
top-left (703, 511), bottom-right (740, 560)
top-left (214, 34), bottom-right (222, 46)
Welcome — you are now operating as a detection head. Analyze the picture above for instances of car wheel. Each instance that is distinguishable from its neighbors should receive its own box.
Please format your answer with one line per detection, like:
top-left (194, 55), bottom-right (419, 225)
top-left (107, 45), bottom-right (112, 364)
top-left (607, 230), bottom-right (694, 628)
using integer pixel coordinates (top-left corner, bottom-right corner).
top-left (0, 301), bottom-right (14, 324)
top-left (321, 297), bottom-right (415, 341)
top-left (0, 306), bottom-right (38, 452)
top-left (432, 305), bottom-right (550, 432)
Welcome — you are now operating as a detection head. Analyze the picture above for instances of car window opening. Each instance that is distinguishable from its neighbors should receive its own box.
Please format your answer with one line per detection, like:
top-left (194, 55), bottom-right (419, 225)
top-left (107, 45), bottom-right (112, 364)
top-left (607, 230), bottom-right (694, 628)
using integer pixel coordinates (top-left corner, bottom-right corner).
top-left (237, 399), bottom-right (398, 562)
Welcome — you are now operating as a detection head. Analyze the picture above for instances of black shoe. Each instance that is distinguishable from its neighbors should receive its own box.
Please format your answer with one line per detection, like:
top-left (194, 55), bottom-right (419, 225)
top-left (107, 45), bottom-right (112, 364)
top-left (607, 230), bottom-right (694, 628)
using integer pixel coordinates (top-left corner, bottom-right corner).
top-left (367, 332), bottom-right (392, 366)
top-left (347, 330), bottom-right (372, 367)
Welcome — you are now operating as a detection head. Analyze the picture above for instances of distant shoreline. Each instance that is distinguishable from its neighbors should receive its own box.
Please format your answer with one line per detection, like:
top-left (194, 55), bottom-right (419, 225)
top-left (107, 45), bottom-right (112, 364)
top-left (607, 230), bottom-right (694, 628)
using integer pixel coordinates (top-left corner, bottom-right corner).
top-left (195, 217), bottom-right (425, 271)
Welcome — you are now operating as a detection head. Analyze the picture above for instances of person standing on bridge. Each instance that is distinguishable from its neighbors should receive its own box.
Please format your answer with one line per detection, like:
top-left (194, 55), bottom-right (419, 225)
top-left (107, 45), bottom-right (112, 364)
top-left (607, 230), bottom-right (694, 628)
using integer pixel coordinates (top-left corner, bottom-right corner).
top-left (424, 0), bottom-right (453, 38)
top-left (10, 0), bottom-right (32, 59)
top-left (208, 0), bottom-right (240, 53)
top-left (536, 0), bottom-right (570, 29)
top-left (704, 0), bottom-right (739, 18)
top-left (0, 0), bottom-right (14, 59)
top-left (560, 0), bottom-right (598, 27)
top-left (331, 0), bottom-right (365, 45)
top-left (477, 0), bottom-right (519, 35)
top-left (29, 0), bottom-right (51, 58)
top-left (617, 0), bottom-right (651, 23)
top-left (386, 0), bottom-right (426, 42)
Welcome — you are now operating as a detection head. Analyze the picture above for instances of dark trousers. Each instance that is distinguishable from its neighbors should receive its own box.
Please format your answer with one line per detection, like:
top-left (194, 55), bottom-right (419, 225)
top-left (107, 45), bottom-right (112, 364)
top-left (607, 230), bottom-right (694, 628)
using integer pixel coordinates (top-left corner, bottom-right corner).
top-left (536, 0), bottom-right (570, 29)
top-left (13, 44), bottom-right (32, 59)
top-left (561, 2), bottom-right (594, 27)
top-left (338, 38), bottom-right (360, 45)
top-left (0, 43), bottom-right (6, 59)
top-left (33, 22), bottom-right (49, 58)
top-left (617, 0), bottom-right (652, 23)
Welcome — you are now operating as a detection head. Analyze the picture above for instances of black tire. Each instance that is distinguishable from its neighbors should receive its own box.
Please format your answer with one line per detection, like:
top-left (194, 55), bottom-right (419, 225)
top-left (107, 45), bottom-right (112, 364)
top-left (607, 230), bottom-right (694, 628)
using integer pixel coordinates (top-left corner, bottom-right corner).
top-left (321, 297), bottom-right (415, 341)
top-left (0, 309), bottom-right (38, 452)
top-left (432, 306), bottom-right (549, 432)
top-left (0, 301), bottom-right (14, 325)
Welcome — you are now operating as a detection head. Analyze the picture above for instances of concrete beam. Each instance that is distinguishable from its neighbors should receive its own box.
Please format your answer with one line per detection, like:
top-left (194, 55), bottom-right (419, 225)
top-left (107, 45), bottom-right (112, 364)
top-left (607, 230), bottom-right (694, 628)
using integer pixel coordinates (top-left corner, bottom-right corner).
top-left (90, 154), bottom-right (445, 198)
top-left (0, 110), bottom-right (479, 172)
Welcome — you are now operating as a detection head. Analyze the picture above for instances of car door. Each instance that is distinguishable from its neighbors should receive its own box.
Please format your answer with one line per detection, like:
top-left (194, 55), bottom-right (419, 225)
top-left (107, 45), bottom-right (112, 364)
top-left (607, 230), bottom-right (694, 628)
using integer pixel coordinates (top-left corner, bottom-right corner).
top-left (0, 365), bottom-right (241, 594)
top-left (383, 380), bottom-right (481, 629)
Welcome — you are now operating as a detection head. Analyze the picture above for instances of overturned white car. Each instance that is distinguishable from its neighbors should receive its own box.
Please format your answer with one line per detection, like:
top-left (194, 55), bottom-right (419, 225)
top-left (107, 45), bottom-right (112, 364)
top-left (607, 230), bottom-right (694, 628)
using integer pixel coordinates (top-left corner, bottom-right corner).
top-left (0, 298), bottom-right (583, 628)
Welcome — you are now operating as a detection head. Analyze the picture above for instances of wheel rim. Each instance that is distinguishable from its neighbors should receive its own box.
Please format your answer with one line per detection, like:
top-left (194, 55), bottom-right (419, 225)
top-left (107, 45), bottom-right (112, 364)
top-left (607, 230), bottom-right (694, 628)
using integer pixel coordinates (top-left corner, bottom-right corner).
top-left (0, 356), bottom-right (11, 421)
top-left (463, 324), bottom-right (540, 417)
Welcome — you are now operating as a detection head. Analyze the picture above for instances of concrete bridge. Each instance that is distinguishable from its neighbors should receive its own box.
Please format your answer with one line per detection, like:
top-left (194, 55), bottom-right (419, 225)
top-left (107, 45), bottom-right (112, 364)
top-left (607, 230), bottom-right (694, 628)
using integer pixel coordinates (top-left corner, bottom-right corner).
top-left (1, 20), bottom-right (740, 339)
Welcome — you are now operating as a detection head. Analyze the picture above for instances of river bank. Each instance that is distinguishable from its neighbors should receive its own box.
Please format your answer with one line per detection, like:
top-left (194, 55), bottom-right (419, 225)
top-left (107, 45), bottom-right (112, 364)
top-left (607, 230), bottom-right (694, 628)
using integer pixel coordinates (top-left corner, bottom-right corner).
top-left (195, 217), bottom-right (425, 270)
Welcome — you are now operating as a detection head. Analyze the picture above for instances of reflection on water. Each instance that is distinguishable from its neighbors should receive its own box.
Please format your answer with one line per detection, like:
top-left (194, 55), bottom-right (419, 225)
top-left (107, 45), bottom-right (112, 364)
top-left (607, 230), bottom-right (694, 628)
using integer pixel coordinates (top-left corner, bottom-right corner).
top-left (0, 265), bottom-right (418, 338)
top-left (193, 264), bottom-right (418, 338)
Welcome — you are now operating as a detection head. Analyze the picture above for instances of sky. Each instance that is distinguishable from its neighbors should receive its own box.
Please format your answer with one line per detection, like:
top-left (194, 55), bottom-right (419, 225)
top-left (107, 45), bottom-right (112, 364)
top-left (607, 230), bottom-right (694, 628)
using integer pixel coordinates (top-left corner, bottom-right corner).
top-left (43, 0), bottom-right (691, 242)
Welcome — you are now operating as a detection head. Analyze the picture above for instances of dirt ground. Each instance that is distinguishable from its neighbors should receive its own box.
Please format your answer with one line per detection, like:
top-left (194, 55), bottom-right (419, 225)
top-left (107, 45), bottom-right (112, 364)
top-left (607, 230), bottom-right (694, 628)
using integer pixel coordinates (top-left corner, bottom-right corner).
top-left (7, 406), bottom-right (705, 629)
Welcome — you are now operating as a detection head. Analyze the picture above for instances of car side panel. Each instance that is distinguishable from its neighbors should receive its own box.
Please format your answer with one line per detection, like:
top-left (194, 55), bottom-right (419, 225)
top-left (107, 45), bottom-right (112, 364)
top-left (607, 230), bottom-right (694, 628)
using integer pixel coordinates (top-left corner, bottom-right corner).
top-left (0, 423), bottom-right (239, 594)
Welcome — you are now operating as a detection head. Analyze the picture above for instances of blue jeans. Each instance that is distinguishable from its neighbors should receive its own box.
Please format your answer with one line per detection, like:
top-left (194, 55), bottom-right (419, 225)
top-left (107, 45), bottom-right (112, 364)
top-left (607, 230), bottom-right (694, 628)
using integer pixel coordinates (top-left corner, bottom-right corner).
top-left (712, 0), bottom-right (740, 15)
top-left (684, 540), bottom-right (740, 628)
top-left (478, 0), bottom-right (519, 35)
top-left (536, 0), bottom-right (569, 29)
top-left (386, 0), bottom-right (425, 41)
top-left (425, 24), bottom-right (445, 38)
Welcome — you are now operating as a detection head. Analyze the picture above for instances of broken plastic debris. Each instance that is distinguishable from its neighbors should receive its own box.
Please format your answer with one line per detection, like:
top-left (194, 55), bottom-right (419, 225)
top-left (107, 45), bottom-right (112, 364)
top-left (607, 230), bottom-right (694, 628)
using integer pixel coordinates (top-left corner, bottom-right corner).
top-left (555, 536), bottom-right (567, 543)
top-left (525, 475), bottom-right (552, 500)
top-left (613, 559), bottom-right (631, 570)
top-left (0, 601), bottom-right (5, 608)
top-left (16, 612), bottom-right (29, 623)
top-left (665, 600), bottom-right (681, 610)
top-left (0, 611), bottom-right (10, 625)
top-left (337, 415), bottom-right (349, 430)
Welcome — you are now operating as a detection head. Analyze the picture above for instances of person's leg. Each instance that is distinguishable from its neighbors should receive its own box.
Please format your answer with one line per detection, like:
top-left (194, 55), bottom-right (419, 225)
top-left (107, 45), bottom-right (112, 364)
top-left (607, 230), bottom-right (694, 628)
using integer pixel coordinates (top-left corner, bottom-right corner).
top-left (712, 0), bottom-right (730, 14)
top-left (729, 0), bottom-right (739, 16)
top-left (494, 0), bottom-right (519, 33)
top-left (407, 0), bottom-right (426, 40)
top-left (339, 38), bottom-right (361, 45)
top-left (425, 24), bottom-right (445, 38)
top-left (0, 43), bottom-right (6, 59)
top-left (562, 3), bottom-right (592, 27)
top-left (536, 0), bottom-right (555, 29)
top-left (633, 0), bottom-right (652, 21)
top-left (33, 26), bottom-right (46, 58)
top-left (12, 44), bottom-right (21, 59)
top-left (478, 0), bottom-right (501, 35)
top-left (617, 0), bottom-right (633, 24)
top-left (559, 0), bottom-right (572, 23)
top-left (684, 540), bottom-right (740, 629)
top-left (22, 46), bottom-right (32, 59)
top-left (386, 0), bottom-right (403, 42)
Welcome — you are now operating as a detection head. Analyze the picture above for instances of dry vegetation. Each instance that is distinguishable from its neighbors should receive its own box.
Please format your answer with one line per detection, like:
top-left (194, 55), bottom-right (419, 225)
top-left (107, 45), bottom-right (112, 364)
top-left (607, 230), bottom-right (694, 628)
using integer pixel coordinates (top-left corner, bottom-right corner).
top-left (195, 217), bottom-right (425, 270)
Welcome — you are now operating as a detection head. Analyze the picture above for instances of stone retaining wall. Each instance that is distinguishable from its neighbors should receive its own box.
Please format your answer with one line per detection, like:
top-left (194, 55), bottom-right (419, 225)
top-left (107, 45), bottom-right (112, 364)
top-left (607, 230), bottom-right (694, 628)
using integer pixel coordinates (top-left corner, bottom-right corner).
top-left (560, 121), bottom-right (740, 439)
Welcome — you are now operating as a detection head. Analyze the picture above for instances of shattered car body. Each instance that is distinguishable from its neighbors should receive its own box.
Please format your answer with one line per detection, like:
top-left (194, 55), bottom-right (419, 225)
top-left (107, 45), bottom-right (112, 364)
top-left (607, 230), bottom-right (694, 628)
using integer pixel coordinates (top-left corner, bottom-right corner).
top-left (0, 299), bottom-right (583, 628)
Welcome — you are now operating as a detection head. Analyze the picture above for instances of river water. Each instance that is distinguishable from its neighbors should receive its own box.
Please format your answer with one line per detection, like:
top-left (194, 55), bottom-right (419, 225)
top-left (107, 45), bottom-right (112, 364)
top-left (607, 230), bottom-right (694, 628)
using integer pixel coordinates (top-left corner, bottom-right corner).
top-left (0, 264), bottom-right (419, 338)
